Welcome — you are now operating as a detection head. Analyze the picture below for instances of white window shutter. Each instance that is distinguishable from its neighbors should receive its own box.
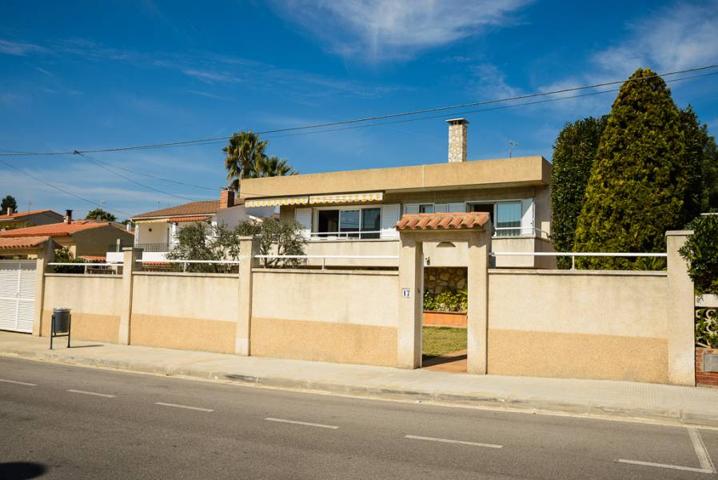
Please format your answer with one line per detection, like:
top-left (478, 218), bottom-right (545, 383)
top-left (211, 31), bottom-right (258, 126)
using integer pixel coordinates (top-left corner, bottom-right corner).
top-left (294, 208), bottom-right (312, 239)
top-left (521, 199), bottom-right (535, 236)
top-left (381, 204), bottom-right (401, 238)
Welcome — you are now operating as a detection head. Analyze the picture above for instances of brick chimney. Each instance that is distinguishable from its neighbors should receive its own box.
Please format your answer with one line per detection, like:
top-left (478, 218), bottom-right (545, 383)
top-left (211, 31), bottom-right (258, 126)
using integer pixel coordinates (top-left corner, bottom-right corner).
top-left (219, 189), bottom-right (235, 209)
top-left (64, 209), bottom-right (73, 224)
top-left (447, 118), bottom-right (469, 163)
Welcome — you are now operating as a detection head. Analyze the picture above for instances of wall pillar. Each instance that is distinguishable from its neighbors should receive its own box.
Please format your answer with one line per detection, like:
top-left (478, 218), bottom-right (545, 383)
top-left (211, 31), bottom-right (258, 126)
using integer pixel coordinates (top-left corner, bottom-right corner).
top-left (467, 227), bottom-right (491, 374)
top-left (32, 241), bottom-right (55, 336)
top-left (666, 231), bottom-right (696, 385)
top-left (397, 234), bottom-right (423, 368)
top-left (118, 247), bottom-right (142, 345)
top-left (236, 236), bottom-right (260, 355)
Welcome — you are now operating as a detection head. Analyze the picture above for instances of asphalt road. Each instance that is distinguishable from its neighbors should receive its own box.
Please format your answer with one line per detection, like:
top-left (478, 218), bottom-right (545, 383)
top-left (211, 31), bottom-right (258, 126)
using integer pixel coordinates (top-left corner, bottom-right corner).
top-left (0, 357), bottom-right (717, 480)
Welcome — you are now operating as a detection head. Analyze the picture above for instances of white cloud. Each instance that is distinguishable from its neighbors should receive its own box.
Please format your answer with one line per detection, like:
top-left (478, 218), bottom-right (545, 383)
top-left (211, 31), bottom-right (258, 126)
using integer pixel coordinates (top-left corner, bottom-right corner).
top-left (0, 39), bottom-right (47, 56)
top-left (591, 1), bottom-right (718, 77)
top-left (270, 0), bottom-right (531, 62)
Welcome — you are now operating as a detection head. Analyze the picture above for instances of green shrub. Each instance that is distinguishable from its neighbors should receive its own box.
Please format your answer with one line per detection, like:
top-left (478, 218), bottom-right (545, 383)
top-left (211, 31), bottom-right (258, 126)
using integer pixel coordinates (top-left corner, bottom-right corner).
top-left (679, 214), bottom-right (718, 295)
top-left (423, 289), bottom-right (467, 312)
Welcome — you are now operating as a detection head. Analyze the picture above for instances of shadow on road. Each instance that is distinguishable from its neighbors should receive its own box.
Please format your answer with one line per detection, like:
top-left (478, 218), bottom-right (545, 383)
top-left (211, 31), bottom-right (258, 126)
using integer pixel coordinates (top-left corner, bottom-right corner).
top-left (0, 462), bottom-right (47, 480)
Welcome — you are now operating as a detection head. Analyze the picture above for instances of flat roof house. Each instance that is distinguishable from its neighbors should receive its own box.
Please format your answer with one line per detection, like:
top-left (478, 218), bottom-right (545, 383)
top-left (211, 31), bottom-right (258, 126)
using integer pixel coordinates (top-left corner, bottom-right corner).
top-left (239, 119), bottom-right (554, 268)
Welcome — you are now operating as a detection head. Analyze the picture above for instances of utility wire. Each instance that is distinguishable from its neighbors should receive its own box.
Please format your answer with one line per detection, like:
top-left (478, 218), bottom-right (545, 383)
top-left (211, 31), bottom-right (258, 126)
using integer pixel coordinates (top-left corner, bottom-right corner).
top-left (1, 64), bottom-right (716, 157)
top-left (73, 152), bottom-right (202, 203)
top-left (0, 158), bottom-right (133, 218)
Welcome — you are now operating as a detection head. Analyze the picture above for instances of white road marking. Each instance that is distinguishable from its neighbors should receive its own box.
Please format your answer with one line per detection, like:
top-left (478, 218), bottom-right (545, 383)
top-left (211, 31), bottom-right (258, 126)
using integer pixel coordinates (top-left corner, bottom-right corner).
top-left (0, 378), bottom-right (37, 386)
top-left (405, 434), bottom-right (503, 449)
top-left (155, 402), bottom-right (214, 412)
top-left (690, 428), bottom-right (717, 473)
top-left (265, 417), bottom-right (339, 429)
top-left (617, 428), bottom-right (716, 474)
top-left (67, 389), bottom-right (116, 398)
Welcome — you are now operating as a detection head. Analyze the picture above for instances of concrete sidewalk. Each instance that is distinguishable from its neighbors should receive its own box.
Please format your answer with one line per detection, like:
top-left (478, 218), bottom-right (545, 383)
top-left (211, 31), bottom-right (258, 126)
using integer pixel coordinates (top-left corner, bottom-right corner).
top-left (2, 331), bottom-right (718, 428)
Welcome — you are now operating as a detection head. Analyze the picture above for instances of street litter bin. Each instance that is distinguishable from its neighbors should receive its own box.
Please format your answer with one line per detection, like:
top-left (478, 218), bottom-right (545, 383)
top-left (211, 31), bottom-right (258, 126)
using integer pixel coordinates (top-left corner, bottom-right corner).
top-left (50, 307), bottom-right (71, 349)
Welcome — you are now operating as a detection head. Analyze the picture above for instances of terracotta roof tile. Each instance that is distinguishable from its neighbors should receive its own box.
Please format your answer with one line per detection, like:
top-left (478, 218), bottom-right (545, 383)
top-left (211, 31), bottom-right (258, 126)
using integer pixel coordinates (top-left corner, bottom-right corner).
top-left (132, 200), bottom-right (221, 220)
top-left (167, 215), bottom-right (211, 223)
top-left (0, 220), bottom-right (111, 238)
top-left (395, 212), bottom-right (490, 231)
top-left (0, 235), bottom-right (51, 250)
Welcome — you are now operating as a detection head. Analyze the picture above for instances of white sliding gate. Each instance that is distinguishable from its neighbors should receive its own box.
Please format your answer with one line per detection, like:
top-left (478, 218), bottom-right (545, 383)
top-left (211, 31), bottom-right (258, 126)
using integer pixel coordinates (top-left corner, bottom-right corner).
top-left (0, 260), bottom-right (36, 333)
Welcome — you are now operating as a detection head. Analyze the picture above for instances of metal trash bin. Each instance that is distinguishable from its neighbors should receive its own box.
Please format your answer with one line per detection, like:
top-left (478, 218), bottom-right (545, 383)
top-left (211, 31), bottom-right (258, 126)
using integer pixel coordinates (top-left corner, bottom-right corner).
top-left (50, 307), bottom-right (71, 349)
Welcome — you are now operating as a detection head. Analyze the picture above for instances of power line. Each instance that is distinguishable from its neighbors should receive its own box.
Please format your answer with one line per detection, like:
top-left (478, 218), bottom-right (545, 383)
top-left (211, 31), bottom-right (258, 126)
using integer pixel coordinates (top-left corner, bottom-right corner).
top-left (1, 64), bottom-right (716, 157)
top-left (0, 158), bottom-right (133, 218)
top-left (73, 152), bottom-right (203, 203)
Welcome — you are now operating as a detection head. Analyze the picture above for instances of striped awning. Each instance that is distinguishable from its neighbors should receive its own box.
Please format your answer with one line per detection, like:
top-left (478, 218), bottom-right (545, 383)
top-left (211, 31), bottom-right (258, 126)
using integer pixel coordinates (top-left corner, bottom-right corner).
top-left (244, 196), bottom-right (309, 208)
top-left (308, 192), bottom-right (383, 205)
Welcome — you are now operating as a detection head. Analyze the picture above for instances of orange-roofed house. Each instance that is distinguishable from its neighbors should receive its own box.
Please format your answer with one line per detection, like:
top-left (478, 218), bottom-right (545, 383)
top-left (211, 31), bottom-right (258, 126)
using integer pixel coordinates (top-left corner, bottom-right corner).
top-left (0, 208), bottom-right (64, 231)
top-left (126, 190), bottom-right (274, 262)
top-left (0, 210), bottom-right (133, 259)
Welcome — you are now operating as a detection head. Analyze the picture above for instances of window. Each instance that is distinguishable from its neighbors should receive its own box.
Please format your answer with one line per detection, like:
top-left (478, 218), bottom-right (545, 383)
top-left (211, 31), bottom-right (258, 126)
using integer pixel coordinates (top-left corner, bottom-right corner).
top-left (361, 208), bottom-right (381, 239)
top-left (468, 203), bottom-right (494, 223)
top-left (315, 207), bottom-right (381, 239)
top-left (419, 204), bottom-right (434, 213)
top-left (317, 210), bottom-right (339, 238)
top-left (495, 201), bottom-right (522, 236)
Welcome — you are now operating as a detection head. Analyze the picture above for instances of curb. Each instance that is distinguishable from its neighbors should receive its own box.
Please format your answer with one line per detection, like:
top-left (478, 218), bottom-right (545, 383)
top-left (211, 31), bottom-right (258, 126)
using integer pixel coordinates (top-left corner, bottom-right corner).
top-left (2, 348), bottom-right (717, 429)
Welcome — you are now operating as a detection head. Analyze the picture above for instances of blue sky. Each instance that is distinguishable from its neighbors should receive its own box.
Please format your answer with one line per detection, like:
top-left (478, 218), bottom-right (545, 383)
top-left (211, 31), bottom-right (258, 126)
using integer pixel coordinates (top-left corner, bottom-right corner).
top-left (1, 0), bottom-right (717, 219)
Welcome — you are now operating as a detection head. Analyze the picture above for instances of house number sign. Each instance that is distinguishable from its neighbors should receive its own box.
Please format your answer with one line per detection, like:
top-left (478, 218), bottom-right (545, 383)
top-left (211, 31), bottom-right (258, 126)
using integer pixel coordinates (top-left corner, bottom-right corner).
top-left (402, 288), bottom-right (411, 298)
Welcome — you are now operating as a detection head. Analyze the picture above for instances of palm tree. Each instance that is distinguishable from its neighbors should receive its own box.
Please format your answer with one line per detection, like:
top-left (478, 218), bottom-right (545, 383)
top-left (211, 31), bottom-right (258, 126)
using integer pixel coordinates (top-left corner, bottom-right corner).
top-left (223, 131), bottom-right (267, 191)
top-left (223, 131), bottom-right (296, 191)
top-left (254, 156), bottom-right (296, 178)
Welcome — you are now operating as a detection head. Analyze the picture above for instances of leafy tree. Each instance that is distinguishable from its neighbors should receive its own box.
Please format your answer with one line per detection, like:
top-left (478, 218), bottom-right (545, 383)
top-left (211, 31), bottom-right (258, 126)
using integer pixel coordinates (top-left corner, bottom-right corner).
top-left (1, 195), bottom-right (17, 214)
top-left (85, 208), bottom-right (117, 222)
top-left (223, 131), bottom-right (295, 191)
top-left (574, 68), bottom-right (687, 269)
top-left (235, 218), bottom-right (305, 268)
top-left (679, 214), bottom-right (718, 295)
top-left (167, 219), bottom-right (306, 271)
top-left (550, 116), bottom-right (606, 268)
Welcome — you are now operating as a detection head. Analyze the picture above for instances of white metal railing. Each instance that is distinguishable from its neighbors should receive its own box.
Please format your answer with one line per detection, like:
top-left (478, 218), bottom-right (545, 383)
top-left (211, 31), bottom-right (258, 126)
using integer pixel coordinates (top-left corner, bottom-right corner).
top-left (255, 254), bottom-right (399, 270)
top-left (47, 262), bottom-right (122, 275)
top-left (490, 251), bottom-right (667, 270)
top-left (492, 227), bottom-right (551, 239)
top-left (308, 230), bottom-right (383, 240)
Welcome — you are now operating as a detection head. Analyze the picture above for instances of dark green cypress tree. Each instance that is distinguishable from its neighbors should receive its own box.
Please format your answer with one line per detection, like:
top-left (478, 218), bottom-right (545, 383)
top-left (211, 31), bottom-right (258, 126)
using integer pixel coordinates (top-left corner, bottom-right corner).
top-left (680, 105), bottom-right (718, 215)
top-left (574, 68), bottom-right (687, 269)
top-left (550, 116), bottom-right (606, 269)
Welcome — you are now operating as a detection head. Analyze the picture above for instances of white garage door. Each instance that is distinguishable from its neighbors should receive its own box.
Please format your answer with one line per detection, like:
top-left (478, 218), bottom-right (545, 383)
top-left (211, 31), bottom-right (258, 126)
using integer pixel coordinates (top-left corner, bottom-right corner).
top-left (0, 260), bottom-right (36, 333)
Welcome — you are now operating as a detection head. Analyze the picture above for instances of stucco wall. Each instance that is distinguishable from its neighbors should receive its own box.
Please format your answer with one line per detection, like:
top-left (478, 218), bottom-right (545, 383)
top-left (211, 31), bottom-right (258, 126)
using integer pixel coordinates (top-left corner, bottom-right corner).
top-left (487, 269), bottom-right (670, 383)
top-left (130, 272), bottom-right (239, 353)
top-left (251, 268), bottom-right (399, 365)
top-left (42, 274), bottom-right (123, 342)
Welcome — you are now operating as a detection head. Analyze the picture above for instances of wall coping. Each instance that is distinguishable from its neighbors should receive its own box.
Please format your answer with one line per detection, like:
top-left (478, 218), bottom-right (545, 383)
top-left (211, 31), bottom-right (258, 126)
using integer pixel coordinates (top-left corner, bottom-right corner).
top-left (488, 268), bottom-right (668, 277)
top-left (252, 268), bottom-right (399, 277)
top-left (45, 274), bottom-right (122, 279)
top-left (696, 294), bottom-right (718, 308)
top-left (666, 230), bottom-right (693, 236)
top-left (133, 271), bottom-right (239, 279)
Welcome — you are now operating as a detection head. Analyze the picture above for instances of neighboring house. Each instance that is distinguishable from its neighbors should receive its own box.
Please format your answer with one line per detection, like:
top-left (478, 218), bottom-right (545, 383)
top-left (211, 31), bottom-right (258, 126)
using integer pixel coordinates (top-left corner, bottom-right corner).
top-left (125, 190), bottom-right (274, 262)
top-left (0, 210), bottom-right (133, 259)
top-left (0, 209), bottom-right (65, 231)
top-left (239, 119), bottom-right (554, 268)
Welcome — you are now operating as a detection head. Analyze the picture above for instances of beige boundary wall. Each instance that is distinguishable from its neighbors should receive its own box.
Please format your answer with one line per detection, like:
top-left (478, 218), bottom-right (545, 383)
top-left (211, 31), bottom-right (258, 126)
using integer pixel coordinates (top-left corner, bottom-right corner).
top-left (488, 270), bottom-right (670, 383)
top-left (42, 274), bottom-right (123, 343)
top-left (130, 272), bottom-right (239, 353)
top-left (33, 232), bottom-right (696, 385)
top-left (251, 268), bottom-right (399, 366)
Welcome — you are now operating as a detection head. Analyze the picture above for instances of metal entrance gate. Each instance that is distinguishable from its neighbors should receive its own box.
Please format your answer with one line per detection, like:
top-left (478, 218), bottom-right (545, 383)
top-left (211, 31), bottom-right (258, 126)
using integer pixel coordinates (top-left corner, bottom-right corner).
top-left (0, 260), bottom-right (36, 333)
